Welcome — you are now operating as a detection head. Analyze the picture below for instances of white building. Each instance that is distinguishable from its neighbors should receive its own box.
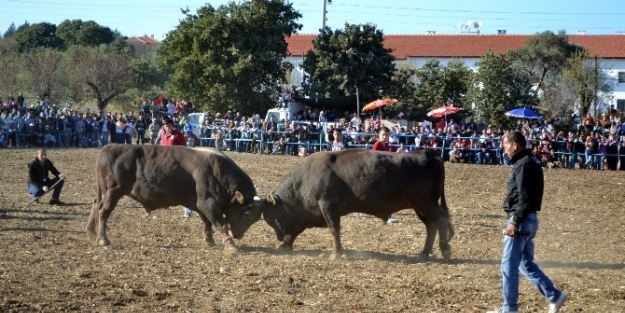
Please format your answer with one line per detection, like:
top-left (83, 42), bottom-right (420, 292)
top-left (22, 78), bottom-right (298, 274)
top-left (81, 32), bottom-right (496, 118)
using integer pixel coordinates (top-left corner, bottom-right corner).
top-left (285, 33), bottom-right (625, 112)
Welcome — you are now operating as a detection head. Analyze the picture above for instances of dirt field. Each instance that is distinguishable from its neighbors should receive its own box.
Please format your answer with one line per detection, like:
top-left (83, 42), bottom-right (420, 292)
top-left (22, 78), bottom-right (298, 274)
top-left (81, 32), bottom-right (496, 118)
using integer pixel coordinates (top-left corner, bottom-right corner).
top-left (1, 147), bottom-right (624, 312)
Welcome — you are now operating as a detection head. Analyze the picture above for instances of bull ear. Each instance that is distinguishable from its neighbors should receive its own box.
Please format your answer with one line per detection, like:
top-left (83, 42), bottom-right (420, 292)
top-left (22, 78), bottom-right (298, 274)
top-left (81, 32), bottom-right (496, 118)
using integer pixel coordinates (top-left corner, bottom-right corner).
top-left (266, 193), bottom-right (276, 205)
top-left (234, 190), bottom-right (245, 204)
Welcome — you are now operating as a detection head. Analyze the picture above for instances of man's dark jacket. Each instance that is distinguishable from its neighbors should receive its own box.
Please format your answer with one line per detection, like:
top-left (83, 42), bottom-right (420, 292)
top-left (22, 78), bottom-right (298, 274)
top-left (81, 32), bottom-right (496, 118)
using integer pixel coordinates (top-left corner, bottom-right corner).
top-left (28, 159), bottom-right (61, 187)
top-left (503, 149), bottom-right (544, 225)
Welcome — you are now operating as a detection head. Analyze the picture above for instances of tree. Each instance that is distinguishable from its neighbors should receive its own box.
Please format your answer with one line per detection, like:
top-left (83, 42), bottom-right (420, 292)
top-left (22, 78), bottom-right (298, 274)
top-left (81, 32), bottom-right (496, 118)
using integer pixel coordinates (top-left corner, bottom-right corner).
top-left (21, 48), bottom-right (64, 100)
top-left (66, 45), bottom-right (135, 111)
top-left (510, 30), bottom-right (581, 94)
top-left (158, 0), bottom-right (302, 114)
top-left (13, 22), bottom-right (63, 53)
top-left (300, 23), bottom-right (395, 103)
top-left (131, 54), bottom-right (168, 94)
top-left (469, 50), bottom-right (536, 127)
top-left (0, 53), bottom-right (21, 100)
top-left (561, 51), bottom-right (614, 117)
top-left (413, 59), bottom-right (446, 111)
top-left (3, 23), bottom-right (17, 38)
top-left (442, 59), bottom-right (472, 107)
top-left (385, 67), bottom-right (418, 119)
top-left (56, 19), bottom-right (116, 48)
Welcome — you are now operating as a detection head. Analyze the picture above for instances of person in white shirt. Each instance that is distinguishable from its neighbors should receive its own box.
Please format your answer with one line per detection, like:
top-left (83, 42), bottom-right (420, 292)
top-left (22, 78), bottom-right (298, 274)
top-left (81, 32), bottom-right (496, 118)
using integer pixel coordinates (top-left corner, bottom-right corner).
top-left (331, 129), bottom-right (345, 151)
top-left (396, 142), bottom-right (409, 153)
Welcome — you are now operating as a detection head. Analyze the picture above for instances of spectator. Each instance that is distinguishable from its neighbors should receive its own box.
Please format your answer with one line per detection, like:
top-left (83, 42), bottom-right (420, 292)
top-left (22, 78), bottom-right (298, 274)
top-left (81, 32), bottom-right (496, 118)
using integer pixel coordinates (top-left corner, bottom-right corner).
top-left (372, 126), bottom-right (398, 223)
top-left (331, 129), bottom-right (345, 151)
top-left (27, 149), bottom-right (66, 205)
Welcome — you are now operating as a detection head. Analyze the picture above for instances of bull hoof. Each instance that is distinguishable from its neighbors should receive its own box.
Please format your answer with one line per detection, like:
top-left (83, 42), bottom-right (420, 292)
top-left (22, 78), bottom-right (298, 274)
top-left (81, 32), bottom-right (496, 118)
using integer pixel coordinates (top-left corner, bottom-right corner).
top-left (224, 242), bottom-right (238, 252)
top-left (442, 249), bottom-right (452, 261)
top-left (329, 252), bottom-right (343, 261)
top-left (98, 237), bottom-right (110, 246)
top-left (277, 243), bottom-right (293, 251)
top-left (87, 229), bottom-right (97, 241)
top-left (414, 253), bottom-right (429, 263)
top-left (205, 237), bottom-right (216, 247)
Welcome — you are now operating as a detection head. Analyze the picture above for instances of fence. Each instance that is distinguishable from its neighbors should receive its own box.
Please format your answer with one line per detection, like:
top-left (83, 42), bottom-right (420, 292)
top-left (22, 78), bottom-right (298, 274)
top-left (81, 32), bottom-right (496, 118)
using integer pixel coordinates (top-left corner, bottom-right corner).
top-left (3, 122), bottom-right (624, 170)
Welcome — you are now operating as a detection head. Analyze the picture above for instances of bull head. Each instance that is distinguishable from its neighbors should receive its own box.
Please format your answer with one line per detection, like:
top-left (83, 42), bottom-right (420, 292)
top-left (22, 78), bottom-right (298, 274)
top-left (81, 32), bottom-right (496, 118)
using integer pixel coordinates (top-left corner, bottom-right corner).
top-left (226, 196), bottom-right (264, 239)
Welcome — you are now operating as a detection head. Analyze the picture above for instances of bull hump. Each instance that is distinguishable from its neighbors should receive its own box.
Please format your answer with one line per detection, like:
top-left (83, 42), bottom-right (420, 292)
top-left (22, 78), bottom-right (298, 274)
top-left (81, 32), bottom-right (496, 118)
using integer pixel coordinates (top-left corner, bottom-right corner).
top-left (193, 147), bottom-right (223, 156)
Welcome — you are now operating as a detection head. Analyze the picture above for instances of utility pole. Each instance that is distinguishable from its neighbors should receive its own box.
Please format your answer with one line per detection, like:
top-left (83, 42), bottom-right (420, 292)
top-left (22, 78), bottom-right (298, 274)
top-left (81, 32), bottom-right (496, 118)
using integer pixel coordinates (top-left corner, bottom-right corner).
top-left (322, 0), bottom-right (331, 30)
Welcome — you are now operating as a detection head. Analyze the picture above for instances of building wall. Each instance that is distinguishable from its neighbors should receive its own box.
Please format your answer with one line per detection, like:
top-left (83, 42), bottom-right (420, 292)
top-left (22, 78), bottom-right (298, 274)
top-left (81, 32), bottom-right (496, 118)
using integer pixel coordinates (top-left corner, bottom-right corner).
top-left (602, 59), bottom-right (625, 111)
top-left (285, 55), bottom-right (625, 111)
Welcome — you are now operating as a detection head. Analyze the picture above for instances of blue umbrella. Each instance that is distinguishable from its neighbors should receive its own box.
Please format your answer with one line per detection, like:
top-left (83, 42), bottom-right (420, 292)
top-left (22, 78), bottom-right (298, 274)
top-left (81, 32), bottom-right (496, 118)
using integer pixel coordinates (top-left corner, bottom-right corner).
top-left (505, 107), bottom-right (542, 119)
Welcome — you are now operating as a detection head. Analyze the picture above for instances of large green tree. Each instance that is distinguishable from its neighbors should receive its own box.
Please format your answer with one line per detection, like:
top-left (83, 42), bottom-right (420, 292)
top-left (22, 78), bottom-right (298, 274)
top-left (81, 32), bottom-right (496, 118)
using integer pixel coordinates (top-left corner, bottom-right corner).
top-left (413, 59), bottom-right (445, 111)
top-left (411, 59), bottom-right (471, 118)
top-left (300, 23), bottom-right (395, 103)
top-left (13, 22), bottom-right (63, 53)
top-left (442, 59), bottom-right (472, 107)
top-left (158, 0), bottom-right (302, 114)
top-left (470, 50), bottom-right (536, 127)
top-left (509, 30), bottom-right (581, 94)
top-left (56, 19), bottom-right (116, 48)
top-left (384, 67), bottom-right (418, 119)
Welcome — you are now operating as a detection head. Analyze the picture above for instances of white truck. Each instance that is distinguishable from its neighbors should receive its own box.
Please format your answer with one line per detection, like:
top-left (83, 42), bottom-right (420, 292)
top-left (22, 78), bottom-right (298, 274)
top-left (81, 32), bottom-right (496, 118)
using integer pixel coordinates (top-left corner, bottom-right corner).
top-left (264, 102), bottom-right (305, 124)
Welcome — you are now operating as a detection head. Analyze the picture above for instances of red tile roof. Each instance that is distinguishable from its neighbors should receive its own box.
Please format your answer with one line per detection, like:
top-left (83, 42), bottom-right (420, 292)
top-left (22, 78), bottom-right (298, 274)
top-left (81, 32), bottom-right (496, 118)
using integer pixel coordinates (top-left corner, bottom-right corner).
top-left (126, 36), bottom-right (161, 45)
top-left (285, 34), bottom-right (625, 59)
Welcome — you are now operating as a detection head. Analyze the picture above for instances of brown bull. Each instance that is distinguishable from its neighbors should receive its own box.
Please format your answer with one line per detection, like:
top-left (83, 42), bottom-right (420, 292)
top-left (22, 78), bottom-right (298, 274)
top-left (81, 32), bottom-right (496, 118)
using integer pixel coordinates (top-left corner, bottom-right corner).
top-left (229, 149), bottom-right (454, 261)
top-left (87, 145), bottom-right (262, 250)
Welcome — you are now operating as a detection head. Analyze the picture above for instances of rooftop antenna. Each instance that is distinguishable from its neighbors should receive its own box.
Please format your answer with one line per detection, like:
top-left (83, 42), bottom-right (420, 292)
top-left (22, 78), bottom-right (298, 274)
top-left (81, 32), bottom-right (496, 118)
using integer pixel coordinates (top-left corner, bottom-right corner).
top-left (457, 20), bottom-right (482, 34)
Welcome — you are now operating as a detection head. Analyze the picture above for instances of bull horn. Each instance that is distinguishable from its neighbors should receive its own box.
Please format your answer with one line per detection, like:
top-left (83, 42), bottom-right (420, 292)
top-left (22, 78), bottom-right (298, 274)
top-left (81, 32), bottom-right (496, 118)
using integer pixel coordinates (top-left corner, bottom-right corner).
top-left (266, 193), bottom-right (277, 205)
top-left (234, 190), bottom-right (245, 204)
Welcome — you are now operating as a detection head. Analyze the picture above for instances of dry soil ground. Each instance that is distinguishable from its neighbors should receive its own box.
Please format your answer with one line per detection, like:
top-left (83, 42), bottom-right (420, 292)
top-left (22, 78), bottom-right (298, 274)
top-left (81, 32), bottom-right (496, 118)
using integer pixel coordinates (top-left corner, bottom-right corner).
top-left (0, 147), bottom-right (624, 312)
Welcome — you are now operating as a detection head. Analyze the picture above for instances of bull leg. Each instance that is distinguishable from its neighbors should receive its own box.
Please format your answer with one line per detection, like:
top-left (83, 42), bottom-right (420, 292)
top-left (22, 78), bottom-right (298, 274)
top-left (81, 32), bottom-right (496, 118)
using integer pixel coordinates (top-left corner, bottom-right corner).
top-left (437, 213), bottom-right (453, 261)
top-left (277, 228), bottom-right (304, 251)
top-left (196, 198), bottom-right (237, 251)
top-left (97, 191), bottom-right (122, 246)
top-left (413, 208), bottom-right (437, 262)
top-left (195, 210), bottom-right (216, 247)
top-left (87, 198), bottom-right (100, 241)
top-left (318, 200), bottom-right (343, 259)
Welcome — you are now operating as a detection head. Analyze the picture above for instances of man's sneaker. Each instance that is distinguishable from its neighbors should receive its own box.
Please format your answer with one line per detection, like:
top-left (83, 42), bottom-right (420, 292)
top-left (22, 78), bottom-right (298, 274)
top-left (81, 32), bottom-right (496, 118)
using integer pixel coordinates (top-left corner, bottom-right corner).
top-left (49, 199), bottom-right (64, 205)
top-left (183, 208), bottom-right (192, 218)
top-left (387, 215), bottom-right (399, 224)
top-left (548, 293), bottom-right (567, 313)
top-left (486, 308), bottom-right (518, 313)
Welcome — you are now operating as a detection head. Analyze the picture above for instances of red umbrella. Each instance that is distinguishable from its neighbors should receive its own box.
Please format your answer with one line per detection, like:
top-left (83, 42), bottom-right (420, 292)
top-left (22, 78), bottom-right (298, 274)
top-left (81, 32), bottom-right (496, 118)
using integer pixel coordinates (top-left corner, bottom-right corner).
top-left (362, 98), bottom-right (398, 111)
top-left (427, 105), bottom-right (462, 118)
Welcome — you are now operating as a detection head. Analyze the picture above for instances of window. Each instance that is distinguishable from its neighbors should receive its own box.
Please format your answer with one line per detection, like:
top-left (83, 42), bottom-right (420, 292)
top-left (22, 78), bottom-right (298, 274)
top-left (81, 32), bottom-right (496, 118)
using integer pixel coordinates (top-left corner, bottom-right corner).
top-left (619, 72), bottom-right (625, 84)
top-left (617, 99), bottom-right (625, 111)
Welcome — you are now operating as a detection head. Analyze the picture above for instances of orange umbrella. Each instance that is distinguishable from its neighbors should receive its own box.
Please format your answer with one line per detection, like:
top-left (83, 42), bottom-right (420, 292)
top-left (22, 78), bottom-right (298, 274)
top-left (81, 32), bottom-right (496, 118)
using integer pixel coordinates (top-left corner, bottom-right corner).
top-left (362, 98), bottom-right (398, 111)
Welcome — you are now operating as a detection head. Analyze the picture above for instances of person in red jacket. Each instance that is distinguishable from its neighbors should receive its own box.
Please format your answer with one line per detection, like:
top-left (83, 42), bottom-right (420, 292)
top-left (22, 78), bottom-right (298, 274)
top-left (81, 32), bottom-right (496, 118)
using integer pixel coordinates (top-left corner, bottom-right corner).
top-left (371, 126), bottom-right (399, 223)
top-left (160, 118), bottom-right (186, 146)
top-left (159, 117), bottom-right (192, 217)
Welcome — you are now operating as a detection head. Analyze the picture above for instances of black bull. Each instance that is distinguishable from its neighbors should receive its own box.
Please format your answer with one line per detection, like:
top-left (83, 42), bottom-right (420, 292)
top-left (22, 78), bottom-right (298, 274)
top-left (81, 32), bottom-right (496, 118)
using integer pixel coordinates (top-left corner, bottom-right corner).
top-left (229, 149), bottom-right (455, 261)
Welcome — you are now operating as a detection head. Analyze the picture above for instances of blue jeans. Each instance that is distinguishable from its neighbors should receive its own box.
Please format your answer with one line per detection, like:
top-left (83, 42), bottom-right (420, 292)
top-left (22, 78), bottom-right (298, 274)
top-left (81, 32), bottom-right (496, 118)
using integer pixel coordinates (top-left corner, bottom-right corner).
top-left (502, 153), bottom-right (511, 166)
top-left (28, 177), bottom-right (64, 200)
top-left (500, 213), bottom-right (563, 311)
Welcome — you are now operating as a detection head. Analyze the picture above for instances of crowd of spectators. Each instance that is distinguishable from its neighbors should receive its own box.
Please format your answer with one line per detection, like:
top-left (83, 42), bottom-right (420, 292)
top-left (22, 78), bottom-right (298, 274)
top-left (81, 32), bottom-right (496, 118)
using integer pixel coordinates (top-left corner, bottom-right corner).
top-left (2, 93), bottom-right (625, 171)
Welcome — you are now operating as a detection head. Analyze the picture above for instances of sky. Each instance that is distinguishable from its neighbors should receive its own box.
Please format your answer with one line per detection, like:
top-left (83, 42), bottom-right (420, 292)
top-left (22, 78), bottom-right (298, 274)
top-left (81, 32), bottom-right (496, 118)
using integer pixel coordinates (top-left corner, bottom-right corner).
top-left (1, 0), bottom-right (625, 40)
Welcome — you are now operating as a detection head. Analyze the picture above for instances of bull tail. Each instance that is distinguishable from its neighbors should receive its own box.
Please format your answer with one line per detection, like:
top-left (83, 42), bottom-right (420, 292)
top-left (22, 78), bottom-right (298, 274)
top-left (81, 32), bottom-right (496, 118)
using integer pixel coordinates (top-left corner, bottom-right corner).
top-left (439, 165), bottom-right (455, 245)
